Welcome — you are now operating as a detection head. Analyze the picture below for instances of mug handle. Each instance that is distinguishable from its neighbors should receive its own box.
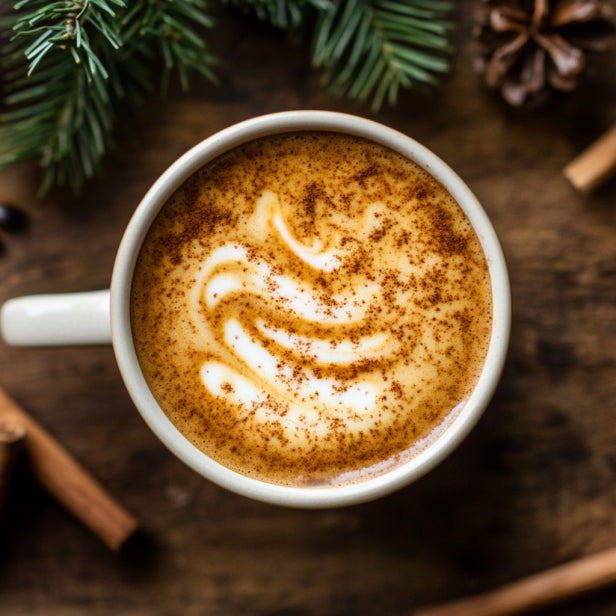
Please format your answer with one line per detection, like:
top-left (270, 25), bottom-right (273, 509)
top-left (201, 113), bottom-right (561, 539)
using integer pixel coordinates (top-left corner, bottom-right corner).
top-left (1, 290), bottom-right (111, 346)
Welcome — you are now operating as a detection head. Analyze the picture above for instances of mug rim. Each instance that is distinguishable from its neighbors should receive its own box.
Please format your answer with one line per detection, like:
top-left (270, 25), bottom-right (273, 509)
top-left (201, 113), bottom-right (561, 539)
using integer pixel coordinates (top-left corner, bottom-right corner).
top-left (111, 110), bottom-right (511, 508)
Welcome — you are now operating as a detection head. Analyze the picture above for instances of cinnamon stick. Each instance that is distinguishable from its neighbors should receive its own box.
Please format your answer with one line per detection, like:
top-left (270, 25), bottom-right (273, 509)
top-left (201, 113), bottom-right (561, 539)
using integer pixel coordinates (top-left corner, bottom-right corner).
top-left (0, 417), bottom-right (26, 508)
top-left (0, 386), bottom-right (138, 550)
top-left (564, 123), bottom-right (616, 193)
top-left (414, 545), bottom-right (616, 616)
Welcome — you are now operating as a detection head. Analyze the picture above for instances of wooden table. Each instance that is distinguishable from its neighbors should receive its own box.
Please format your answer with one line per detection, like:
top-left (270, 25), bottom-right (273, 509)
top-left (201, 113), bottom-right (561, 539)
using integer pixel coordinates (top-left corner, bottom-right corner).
top-left (1, 4), bottom-right (616, 615)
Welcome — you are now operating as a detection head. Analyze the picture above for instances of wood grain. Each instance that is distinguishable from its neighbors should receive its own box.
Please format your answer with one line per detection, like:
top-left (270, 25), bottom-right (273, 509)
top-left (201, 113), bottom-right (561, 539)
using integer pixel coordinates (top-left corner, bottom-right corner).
top-left (0, 3), bottom-right (615, 615)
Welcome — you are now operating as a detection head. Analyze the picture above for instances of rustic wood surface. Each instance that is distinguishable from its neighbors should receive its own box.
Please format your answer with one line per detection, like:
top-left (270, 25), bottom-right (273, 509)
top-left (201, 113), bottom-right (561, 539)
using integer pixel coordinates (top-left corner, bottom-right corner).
top-left (1, 3), bottom-right (616, 615)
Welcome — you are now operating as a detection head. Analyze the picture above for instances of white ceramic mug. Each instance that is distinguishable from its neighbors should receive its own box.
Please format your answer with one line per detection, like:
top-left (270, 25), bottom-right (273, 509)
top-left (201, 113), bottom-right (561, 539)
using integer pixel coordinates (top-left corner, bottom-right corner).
top-left (0, 111), bottom-right (511, 508)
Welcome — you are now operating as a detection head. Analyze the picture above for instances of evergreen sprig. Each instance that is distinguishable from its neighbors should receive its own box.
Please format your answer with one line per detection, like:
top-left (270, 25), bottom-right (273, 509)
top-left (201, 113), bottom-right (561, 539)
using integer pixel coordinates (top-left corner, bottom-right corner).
top-left (226, 0), bottom-right (453, 109)
top-left (313, 0), bottom-right (453, 110)
top-left (0, 0), bottom-right (216, 193)
top-left (0, 0), bottom-right (454, 194)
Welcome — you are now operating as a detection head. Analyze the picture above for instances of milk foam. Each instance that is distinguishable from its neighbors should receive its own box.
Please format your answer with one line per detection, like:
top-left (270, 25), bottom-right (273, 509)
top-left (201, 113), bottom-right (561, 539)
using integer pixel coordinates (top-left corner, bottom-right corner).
top-left (130, 132), bottom-right (493, 486)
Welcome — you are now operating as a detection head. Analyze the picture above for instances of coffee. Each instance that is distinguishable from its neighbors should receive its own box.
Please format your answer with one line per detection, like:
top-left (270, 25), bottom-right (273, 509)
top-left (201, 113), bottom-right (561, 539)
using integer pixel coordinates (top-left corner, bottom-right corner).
top-left (130, 131), bottom-right (492, 487)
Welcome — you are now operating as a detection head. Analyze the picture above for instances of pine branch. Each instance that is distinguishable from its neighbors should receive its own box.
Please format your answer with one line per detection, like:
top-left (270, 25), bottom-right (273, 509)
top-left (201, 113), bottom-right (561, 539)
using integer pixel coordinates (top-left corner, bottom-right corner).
top-left (224, 0), bottom-right (454, 110)
top-left (0, 0), bottom-right (455, 195)
top-left (0, 0), bottom-right (217, 194)
top-left (312, 0), bottom-right (454, 110)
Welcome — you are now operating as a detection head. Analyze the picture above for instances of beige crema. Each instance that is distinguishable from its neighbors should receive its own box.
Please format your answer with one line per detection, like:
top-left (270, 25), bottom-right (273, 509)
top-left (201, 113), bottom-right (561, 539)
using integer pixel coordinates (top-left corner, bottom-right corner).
top-left (130, 131), bottom-right (492, 487)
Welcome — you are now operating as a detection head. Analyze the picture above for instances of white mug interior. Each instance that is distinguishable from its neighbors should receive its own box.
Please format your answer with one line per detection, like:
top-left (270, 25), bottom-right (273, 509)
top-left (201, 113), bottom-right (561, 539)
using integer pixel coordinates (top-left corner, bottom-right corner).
top-left (111, 110), bottom-right (511, 508)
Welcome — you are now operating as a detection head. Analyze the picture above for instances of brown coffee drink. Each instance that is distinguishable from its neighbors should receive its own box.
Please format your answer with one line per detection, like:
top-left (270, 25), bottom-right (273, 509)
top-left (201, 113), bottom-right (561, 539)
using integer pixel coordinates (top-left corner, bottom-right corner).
top-left (130, 131), bottom-right (492, 487)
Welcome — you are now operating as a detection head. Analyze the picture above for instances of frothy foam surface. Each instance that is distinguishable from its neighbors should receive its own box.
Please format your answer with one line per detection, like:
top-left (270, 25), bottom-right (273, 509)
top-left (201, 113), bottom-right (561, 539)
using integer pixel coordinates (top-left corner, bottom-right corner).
top-left (130, 132), bottom-right (492, 487)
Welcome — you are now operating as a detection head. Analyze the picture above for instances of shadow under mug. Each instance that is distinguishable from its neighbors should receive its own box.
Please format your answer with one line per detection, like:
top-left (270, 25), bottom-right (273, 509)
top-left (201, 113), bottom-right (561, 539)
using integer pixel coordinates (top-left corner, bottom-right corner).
top-left (0, 111), bottom-right (511, 508)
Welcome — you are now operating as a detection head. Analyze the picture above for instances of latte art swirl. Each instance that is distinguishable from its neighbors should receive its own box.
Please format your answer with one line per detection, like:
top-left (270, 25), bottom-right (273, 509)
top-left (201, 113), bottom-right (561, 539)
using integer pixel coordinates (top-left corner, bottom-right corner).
top-left (193, 191), bottom-right (399, 440)
top-left (131, 132), bottom-right (492, 486)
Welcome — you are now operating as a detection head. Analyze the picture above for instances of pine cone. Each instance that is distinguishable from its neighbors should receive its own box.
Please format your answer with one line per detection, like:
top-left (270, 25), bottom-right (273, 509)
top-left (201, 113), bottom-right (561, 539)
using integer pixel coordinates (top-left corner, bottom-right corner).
top-left (473, 0), bottom-right (616, 107)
